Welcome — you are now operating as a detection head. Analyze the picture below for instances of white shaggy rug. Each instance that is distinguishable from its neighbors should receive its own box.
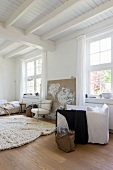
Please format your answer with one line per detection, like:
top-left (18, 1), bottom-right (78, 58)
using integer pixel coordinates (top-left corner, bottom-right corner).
top-left (0, 115), bottom-right (55, 151)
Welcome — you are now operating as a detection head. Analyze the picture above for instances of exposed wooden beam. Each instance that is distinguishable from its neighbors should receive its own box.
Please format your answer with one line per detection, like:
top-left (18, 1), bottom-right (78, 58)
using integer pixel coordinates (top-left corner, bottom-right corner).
top-left (0, 40), bottom-right (15, 51)
top-left (3, 45), bottom-right (30, 58)
top-left (5, 0), bottom-right (36, 27)
top-left (0, 23), bottom-right (55, 51)
top-left (55, 16), bottom-right (113, 45)
top-left (25, 0), bottom-right (81, 34)
top-left (42, 0), bottom-right (113, 40)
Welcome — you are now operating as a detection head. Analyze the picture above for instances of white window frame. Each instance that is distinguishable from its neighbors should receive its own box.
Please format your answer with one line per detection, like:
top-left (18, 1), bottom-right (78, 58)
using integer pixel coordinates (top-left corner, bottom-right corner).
top-left (86, 32), bottom-right (113, 97)
top-left (25, 56), bottom-right (42, 95)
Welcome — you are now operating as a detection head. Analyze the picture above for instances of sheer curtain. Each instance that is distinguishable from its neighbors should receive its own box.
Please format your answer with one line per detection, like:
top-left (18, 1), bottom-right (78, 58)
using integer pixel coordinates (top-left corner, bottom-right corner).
top-left (0, 67), bottom-right (3, 99)
top-left (41, 52), bottom-right (47, 100)
top-left (19, 59), bottom-right (25, 101)
top-left (76, 35), bottom-right (86, 106)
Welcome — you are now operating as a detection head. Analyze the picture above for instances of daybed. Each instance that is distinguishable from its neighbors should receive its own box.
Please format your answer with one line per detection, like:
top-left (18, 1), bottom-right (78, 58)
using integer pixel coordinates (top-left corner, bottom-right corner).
top-left (0, 100), bottom-right (20, 115)
top-left (56, 104), bottom-right (109, 144)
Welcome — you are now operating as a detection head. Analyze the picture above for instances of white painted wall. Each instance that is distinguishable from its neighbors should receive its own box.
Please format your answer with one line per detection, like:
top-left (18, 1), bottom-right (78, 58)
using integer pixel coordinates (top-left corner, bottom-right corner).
top-left (0, 57), bottom-right (16, 101)
top-left (47, 38), bottom-right (77, 80)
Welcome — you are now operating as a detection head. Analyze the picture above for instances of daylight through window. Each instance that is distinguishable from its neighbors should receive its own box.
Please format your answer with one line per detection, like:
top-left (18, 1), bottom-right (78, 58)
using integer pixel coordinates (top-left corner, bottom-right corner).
top-left (26, 57), bottom-right (42, 95)
top-left (86, 34), bottom-right (113, 96)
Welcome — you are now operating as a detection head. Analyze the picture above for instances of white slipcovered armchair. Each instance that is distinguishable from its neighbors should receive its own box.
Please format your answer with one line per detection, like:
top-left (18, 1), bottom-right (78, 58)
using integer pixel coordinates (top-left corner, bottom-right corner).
top-left (31, 100), bottom-right (52, 118)
top-left (59, 104), bottom-right (109, 144)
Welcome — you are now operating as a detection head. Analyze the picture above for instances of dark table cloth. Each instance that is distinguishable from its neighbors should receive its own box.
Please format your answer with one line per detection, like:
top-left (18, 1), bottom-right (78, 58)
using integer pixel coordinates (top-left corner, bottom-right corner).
top-left (56, 110), bottom-right (88, 144)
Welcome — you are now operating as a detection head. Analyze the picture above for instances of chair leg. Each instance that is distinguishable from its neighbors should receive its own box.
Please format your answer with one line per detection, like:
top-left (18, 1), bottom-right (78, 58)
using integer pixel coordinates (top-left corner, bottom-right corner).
top-left (36, 112), bottom-right (39, 121)
top-left (32, 112), bottom-right (34, 118)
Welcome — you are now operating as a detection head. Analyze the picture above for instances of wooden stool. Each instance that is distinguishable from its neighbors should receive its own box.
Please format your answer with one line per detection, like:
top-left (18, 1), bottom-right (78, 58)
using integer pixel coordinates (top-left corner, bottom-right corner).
top-left (19, 103), bottom-right (26, 113)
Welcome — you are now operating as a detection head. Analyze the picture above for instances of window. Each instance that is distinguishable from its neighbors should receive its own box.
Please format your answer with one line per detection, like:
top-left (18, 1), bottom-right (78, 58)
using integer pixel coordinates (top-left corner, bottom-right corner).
top-left (86, 34), bottom-right (113, 96)
top-left (26, 57), bottom-right (42, 95)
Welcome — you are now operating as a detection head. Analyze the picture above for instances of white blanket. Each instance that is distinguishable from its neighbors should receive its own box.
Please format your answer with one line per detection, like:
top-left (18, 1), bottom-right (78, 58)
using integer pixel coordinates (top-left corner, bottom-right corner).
top-left (0, 103), bottom-right (14, 115)
top-left (0, 101), bottom-right (20, 115)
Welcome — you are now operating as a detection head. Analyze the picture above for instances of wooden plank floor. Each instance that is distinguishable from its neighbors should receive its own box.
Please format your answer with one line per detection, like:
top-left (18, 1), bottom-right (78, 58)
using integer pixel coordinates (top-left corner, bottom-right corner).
top-left (0, 116), bottom-right (113, 170)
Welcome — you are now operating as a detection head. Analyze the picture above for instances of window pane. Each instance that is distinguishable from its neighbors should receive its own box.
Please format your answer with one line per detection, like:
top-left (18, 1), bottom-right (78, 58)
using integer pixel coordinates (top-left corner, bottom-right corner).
top-left (27, 61), bottom-right (34, 69)
top-left (36, 59), bottom-right (42, 75)
top-left (89, 37), bottom-right (111, 66)
top-left (27, 79), bottom-right (34, 93)
top-left (27, 63), bottom-right (30, 69)
top-left (27, 69), bottom-right (34, 76)
top-left (100, 70), bottom-right (111, 83)
top-left (26, 59), bottom-right (42, 95)
top-left (36, 67), bottom-right (42, 75)
top-left (100, 37), bottom-right (111, 51)
top-left (101, 83), bottom-right (111, 93)
top-left (90, 83), bottom-right (100, 95)
top-left (36, 59), bottom-right (42, 67)
top-left (90, 53), bottom-right (99, 65)
top-left (90, 41), bottom-right (99, 54)
top-left (36, 78), bottom-right (41, 94)
top-left (27, 69), bottom-right (30, 76)
top-left (30, 61), bottom-right (34, 68)
top-left (90, 70), bottom-right (111, 94)
top-left (27, 61), bottom-right (34, 76)
top-left (100, 51), bottom-right (111, 64)
top-left (31, 68), bottom-right (34, 76)
top-left (90, 71), bottom-right (100, 83)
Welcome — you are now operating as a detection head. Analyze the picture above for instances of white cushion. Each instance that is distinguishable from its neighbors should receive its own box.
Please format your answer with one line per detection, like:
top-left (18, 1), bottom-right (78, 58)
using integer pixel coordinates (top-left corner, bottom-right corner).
top-left (31, 108), bottom-right (50, 115)
top-left (101, 104), bottom-right (109, 113)
top-left (87, 106), bottom-right (98, 112)
top-left (87, 104), bottom-right (109, 114)
top-left (40, 100), bottom-right (52, 111)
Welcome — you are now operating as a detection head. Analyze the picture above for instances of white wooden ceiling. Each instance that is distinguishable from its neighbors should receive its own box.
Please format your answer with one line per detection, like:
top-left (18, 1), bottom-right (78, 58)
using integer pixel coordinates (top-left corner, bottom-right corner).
top-left (0, 0), bottom-right (113, 59)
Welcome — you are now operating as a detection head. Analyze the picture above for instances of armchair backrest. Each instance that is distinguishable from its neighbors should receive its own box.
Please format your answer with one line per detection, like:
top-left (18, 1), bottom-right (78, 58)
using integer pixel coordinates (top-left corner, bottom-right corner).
top-left (40, 100), bottom-right (52, 111)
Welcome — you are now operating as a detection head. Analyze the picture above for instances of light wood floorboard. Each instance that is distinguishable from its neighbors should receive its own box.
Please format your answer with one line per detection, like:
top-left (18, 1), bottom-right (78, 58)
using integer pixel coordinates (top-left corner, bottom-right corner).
top-left (0, 115), bottom-right (113, 170)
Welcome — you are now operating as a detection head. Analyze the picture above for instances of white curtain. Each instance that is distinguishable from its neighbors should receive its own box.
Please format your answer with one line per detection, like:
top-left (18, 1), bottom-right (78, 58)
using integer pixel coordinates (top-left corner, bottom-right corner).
top-left (19, 59), bottom-right (25, 101)
top-left (76, 35), bottom-right (86, 106)
top-left (0, 67), bottom-right (3, 99)
top-left (41, 52), bottom-right (47, 100)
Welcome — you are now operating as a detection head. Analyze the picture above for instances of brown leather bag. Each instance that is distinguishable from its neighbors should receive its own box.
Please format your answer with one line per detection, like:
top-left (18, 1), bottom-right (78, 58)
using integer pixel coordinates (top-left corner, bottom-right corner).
top-left (55, 128), bottom-right (75, 153)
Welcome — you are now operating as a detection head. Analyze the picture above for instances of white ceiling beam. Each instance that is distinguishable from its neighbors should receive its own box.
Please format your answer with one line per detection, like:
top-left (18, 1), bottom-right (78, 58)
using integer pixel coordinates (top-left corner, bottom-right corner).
top-left (5, 0), bottom-right (36, 27)
top-left (3, 45), bottom-right (30, 58)
top-left (25, 0), bottom-right (81, 34)
top-left (55, 16), bottom-right (113, 45)
top-left (18, 49), bottom-right (42, 60)
top-left (0, 23), bottom-right (55, 51)
top-left (42, 0), bottom-right (113, 40)
top-left (0, 40), bottom-right (15, 51)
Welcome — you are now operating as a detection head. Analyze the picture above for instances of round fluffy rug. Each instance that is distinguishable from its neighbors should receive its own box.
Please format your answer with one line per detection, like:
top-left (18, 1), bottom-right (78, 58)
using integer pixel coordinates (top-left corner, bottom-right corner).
top-left (0, 115), bottom-right (55, 151)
